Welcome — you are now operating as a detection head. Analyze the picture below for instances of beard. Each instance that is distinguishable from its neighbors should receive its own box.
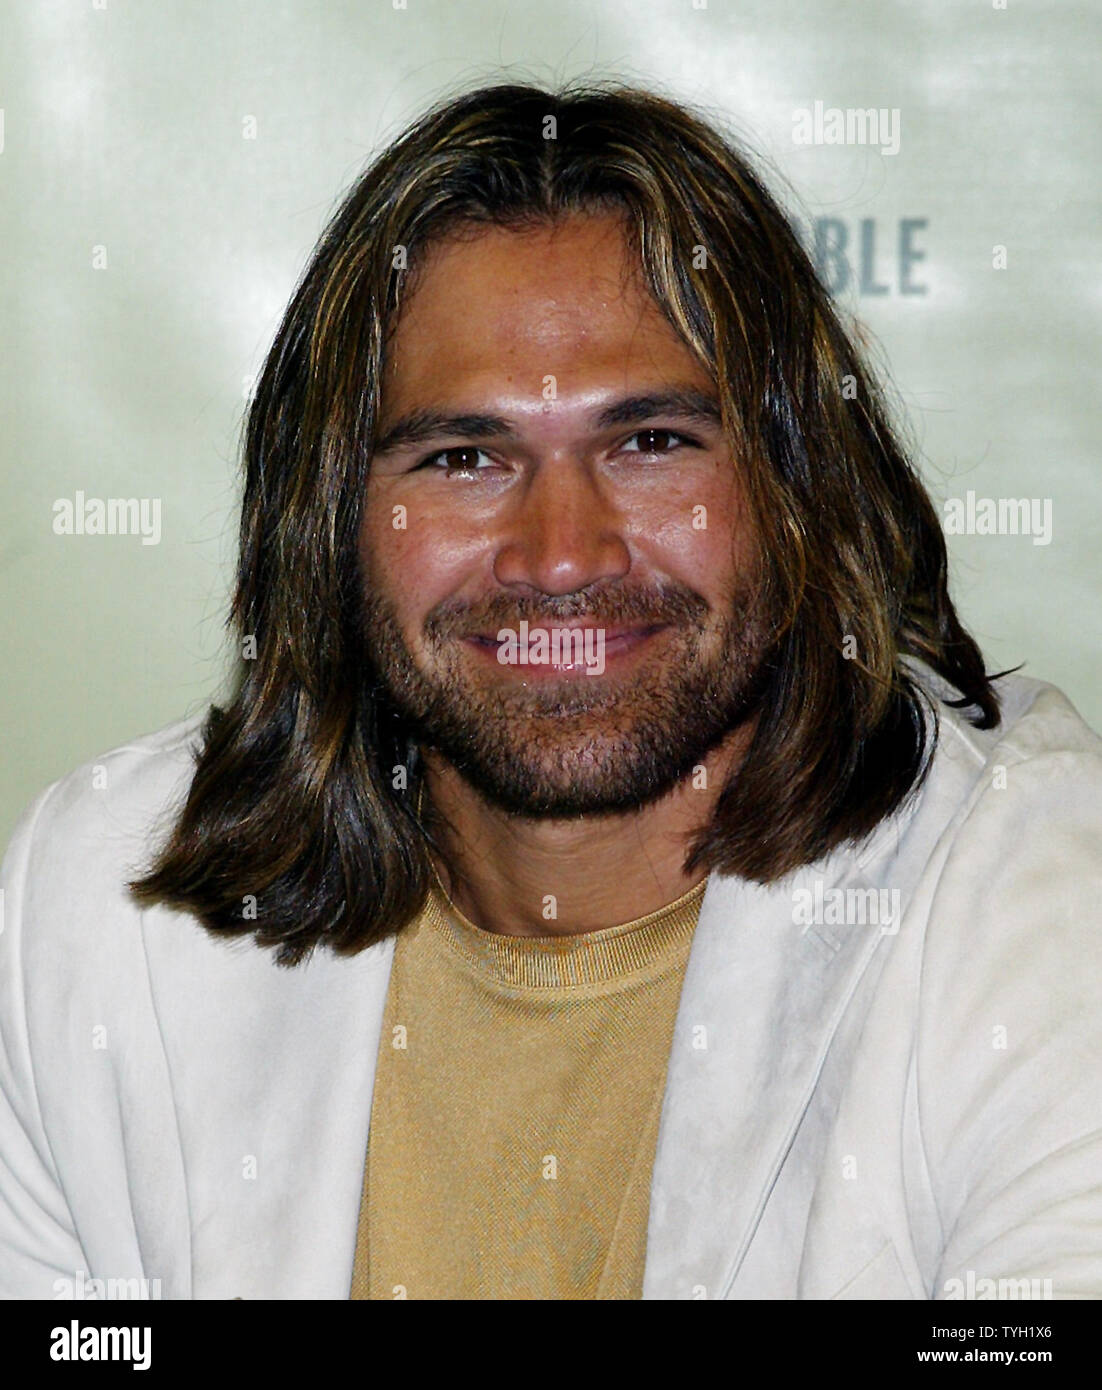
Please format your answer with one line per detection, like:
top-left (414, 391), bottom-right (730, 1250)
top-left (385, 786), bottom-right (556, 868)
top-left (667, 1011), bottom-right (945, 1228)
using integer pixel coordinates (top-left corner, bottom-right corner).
top-left (358, 568), bottom-right (773, 820)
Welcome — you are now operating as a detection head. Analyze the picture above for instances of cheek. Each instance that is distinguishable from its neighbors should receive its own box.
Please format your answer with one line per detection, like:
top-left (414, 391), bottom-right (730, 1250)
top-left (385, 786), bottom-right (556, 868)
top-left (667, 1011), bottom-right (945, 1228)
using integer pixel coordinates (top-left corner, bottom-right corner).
top-left (362, 497), bottom-right (419, 577)
top-left (360, 486), bottom-right (484, 626)
top-left (626, 470), bottom-right (747, 596)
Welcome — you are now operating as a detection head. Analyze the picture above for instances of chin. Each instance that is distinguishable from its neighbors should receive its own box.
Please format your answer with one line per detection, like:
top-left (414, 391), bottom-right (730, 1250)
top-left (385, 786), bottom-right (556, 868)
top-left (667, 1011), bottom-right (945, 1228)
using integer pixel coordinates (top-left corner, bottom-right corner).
top-left (457, 750), bottom-right (701, 820)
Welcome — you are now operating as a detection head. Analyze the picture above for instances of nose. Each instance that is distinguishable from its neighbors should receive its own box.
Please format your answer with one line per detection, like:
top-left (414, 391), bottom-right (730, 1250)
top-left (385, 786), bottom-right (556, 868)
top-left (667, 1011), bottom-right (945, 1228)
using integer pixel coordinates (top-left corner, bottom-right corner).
top-left (492, 458), bottom-right (631, 597)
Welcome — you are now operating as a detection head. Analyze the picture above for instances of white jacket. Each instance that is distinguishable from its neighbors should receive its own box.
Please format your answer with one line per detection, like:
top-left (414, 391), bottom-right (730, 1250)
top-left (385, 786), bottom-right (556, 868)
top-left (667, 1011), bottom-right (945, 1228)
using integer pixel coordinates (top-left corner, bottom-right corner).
top-left (1, 668), bottom-right (1101, 1300)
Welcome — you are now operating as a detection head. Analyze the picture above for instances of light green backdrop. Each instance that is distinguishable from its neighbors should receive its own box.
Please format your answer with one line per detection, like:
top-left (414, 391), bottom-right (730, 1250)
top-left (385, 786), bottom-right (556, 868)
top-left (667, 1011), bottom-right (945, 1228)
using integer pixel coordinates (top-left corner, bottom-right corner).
top-left (2, 0), bottom-right (1099, 844)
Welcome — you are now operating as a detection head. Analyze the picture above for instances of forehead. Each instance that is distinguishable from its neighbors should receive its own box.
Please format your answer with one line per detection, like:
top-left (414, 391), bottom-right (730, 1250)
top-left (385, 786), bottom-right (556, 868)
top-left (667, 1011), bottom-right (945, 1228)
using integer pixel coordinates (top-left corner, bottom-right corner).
top-left (380, 213), bottom-right (707, 409)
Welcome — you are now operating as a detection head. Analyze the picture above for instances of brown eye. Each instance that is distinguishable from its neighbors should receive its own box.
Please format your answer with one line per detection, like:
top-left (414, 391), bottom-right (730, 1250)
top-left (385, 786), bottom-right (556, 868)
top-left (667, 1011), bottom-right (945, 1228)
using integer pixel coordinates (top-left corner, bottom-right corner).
top-left (623, 429), bottom-right (690, 455)
top-left (422, 447), bottom-right (492, 473)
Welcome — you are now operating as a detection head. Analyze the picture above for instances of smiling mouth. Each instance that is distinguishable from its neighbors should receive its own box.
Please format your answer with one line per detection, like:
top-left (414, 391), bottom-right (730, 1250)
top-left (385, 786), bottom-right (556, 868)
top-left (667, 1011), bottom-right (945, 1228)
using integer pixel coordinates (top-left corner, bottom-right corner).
top-left (463, 623), bottom-right (668, 673)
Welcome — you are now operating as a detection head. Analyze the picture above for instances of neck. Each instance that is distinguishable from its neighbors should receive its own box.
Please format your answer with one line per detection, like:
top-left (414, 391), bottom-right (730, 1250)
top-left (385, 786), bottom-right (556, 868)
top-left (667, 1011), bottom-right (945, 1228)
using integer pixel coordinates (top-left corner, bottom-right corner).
top-left (420, 721), bottom-right (755, 938)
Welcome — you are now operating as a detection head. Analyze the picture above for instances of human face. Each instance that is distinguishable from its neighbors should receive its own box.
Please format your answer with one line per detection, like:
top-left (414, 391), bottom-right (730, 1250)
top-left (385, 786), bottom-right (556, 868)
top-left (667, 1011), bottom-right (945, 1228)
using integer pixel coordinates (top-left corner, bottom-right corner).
top-left (358, 212), bottom-right (770, 817)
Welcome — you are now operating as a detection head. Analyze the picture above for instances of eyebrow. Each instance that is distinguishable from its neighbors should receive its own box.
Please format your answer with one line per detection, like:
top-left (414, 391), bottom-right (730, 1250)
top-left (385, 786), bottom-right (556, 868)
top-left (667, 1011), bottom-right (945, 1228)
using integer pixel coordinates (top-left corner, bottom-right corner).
top-left (371, 387), bottom-right (723, 455)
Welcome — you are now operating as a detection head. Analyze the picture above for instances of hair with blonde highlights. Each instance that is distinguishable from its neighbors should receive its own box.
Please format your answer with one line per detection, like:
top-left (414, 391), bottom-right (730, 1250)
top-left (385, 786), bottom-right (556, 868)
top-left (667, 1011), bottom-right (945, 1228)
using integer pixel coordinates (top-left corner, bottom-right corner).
top-left (130, 80), bottom-right (1003, 965)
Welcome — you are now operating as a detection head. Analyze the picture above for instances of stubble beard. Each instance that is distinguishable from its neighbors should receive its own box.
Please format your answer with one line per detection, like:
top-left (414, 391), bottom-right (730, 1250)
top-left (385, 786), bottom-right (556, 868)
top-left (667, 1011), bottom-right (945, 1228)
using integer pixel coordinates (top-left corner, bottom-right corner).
top-left (359, 570), bottom-right (773, 820)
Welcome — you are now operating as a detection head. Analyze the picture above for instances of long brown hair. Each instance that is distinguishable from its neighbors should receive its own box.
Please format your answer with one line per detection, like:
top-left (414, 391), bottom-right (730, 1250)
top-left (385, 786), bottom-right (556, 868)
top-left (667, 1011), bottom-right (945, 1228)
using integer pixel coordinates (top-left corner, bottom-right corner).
top-left (130, 80), bottom-right (1003, 965)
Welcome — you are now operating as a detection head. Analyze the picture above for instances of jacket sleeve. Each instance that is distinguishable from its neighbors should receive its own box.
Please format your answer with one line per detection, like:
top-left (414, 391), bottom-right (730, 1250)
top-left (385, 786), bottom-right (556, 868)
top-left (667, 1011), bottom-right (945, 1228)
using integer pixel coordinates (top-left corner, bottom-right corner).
top-left (918, 748), bottom-right (1102, 1299)
top-left (0, 785), bottom-right (89, 1297)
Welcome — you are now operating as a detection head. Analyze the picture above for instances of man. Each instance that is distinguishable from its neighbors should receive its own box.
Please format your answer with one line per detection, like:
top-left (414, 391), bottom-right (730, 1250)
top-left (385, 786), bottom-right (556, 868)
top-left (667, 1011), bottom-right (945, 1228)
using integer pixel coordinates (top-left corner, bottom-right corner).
top-left (2, 81), bottom-right (1100, 1301)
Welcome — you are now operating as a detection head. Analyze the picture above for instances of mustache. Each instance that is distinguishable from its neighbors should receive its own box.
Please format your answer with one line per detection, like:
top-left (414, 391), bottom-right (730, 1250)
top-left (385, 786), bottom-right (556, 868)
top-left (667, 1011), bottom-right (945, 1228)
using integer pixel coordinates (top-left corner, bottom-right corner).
top-left (422, 581), bottom-right (712, 643)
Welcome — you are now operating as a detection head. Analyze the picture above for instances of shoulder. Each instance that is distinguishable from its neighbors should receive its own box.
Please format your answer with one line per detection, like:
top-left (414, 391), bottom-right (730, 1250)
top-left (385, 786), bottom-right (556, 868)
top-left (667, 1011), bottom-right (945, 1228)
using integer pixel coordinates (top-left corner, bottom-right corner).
top-left (0, 711), bottom-right (209, 950)
top-left (860, 665), bottom-right (1102, 1088)
top-left (944, 669), bottom-right (1100, 768)
top-left (906, 664), bottom-right (1102, 837)
top-left (903, 664), bottom-right (1102, 933)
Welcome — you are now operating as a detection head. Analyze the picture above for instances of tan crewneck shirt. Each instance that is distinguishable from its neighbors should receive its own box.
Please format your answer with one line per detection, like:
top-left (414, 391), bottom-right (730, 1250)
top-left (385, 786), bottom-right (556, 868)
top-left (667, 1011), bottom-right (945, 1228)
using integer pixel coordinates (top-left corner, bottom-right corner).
top-left (348, 868), bottom-right (706, 1300)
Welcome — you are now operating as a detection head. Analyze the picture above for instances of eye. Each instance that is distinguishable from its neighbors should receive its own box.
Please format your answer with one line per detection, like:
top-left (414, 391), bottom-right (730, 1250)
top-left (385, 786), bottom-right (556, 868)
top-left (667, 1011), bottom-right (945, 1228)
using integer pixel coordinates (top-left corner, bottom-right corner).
top-left (620, 428), bottom-right (697, 457)
top-left (418, 446), bottom-right (496, 475)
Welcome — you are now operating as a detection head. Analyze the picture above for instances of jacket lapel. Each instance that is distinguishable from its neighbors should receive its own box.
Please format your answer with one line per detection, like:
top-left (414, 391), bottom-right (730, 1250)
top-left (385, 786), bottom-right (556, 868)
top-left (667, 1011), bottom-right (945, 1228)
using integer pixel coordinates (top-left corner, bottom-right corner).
top-left (141, 913), bottom-right (396, 1298)
top-left (641, 829), bottom-right (908, 1300)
